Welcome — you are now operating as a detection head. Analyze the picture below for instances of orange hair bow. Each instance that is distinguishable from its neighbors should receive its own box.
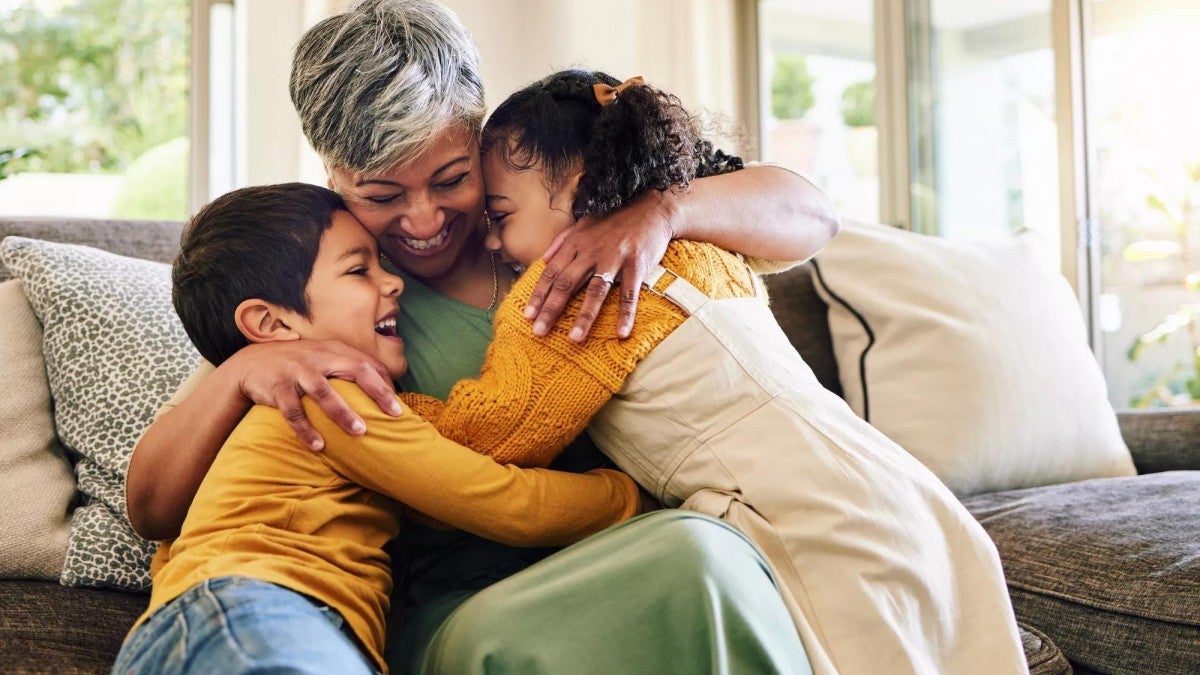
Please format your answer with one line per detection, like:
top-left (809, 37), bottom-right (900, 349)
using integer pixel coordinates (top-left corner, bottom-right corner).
top-left (593, 76), bottom-right (645, 107)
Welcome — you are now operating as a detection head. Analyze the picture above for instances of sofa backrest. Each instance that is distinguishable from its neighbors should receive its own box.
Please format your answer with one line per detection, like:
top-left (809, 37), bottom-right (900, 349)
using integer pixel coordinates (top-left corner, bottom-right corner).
top-left (0, 217), bottom-right (183, 282)
top-left (764, 265), bottom-right (841, 396)
top-left (0, 217), bottom-right (843, 396)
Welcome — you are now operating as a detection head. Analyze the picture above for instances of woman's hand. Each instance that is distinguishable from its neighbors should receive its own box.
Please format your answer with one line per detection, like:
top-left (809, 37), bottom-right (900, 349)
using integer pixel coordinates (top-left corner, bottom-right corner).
top-left (525, 189), bottom-right (675, 342)
top-left (523, 165), bottom-right (839, 343)
top-left (230, 340), bottom-right (403, 450)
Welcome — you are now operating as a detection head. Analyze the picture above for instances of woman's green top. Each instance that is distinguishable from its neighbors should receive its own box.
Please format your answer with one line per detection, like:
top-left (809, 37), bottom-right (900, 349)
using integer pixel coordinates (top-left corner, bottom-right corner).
top-left (393, 268), bottom-right (495, 400)
top-left (390, 268), bottom-right (608, 607)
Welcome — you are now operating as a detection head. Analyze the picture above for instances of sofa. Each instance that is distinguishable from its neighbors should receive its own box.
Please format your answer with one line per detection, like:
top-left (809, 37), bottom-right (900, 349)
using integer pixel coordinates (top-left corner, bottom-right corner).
top-left (0, 216), bottom-right (1196, 675)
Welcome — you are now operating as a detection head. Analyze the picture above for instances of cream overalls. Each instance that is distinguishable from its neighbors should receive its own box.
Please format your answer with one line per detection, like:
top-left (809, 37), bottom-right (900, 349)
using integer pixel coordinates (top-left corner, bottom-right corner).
top-left (588, 266), bottom-right (1027, 675)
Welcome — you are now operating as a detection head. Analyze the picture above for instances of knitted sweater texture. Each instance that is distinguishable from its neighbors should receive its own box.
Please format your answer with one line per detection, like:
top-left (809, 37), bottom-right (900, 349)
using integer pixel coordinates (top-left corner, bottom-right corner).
top-left (400, 240), bottom-right (760, 467)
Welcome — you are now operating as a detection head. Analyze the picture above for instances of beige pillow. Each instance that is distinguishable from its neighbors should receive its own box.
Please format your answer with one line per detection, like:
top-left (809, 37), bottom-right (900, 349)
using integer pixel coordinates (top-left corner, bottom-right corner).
top-left (0, 279), bottom-right (75, 578)
top-left (811, 222), bottom-right (1136, 496)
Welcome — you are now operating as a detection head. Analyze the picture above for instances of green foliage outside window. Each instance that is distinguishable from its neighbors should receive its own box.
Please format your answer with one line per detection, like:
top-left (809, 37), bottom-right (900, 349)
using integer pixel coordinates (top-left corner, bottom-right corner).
top-left (770, 55), bottom-right (815, 121)
top-left (0, 147), bottom-right (38, 180)
top-left (0, 0), bottom-right (188, 216)
top-left (1126, 162), bottom-right (1200, 407)
top-left (840, 80), bottom-right (875, 128)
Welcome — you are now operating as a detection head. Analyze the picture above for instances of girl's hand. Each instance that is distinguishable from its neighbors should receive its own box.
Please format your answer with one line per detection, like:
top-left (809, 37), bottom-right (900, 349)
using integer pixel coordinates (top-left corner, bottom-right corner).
top-left (229, 340), bottom-right (402, 451)
top-left (525, 189), bottom-right (675, 342)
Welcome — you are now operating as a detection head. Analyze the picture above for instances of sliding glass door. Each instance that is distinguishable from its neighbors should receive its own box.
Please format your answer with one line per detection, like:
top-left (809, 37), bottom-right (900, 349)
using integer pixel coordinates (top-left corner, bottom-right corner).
top-left (758, 0), bottom-right (1199, 409)
top-left (1087, 0), bottom-right (1200, 407)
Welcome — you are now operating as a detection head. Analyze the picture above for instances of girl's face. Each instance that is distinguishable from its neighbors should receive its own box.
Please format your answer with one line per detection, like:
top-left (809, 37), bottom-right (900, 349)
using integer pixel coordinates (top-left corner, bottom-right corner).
top-left (328, 123), bottom-right (486, 283)
top-left (481, 149), bottom-right (576, 267)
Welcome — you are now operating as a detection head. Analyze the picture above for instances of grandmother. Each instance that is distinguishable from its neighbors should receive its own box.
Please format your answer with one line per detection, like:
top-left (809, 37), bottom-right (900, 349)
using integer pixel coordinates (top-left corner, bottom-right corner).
top-left (126, 1), bottom-right (838, 673)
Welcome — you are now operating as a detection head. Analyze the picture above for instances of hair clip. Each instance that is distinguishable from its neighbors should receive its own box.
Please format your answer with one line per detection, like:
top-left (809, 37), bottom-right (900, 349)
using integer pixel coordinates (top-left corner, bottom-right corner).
top-left (593, 76), bottom-right (645, 107)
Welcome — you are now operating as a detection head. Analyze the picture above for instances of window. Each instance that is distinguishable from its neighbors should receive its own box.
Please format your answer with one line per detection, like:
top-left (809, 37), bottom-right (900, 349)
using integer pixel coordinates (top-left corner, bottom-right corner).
top-left (1089, 0), bottom-right (1200, 407)
top-left (906, 0), bottom-right (1058, 254)
top-left (758, 0), bottom-right (1200, 410)
top-left (758, 0), bottom-right (878, 224)
top-left (0, 0), bottom-right (191, 220)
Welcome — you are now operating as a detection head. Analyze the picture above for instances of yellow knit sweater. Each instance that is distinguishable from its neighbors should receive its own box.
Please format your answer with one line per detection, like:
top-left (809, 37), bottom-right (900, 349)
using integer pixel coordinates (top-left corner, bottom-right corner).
top-left (401, 240), bottom-right (761, 468)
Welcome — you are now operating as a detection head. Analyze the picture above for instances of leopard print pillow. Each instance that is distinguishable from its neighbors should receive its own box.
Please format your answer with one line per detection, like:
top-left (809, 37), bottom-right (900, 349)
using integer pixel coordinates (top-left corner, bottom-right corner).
top-left (0, 237), bottom-right (198, 591)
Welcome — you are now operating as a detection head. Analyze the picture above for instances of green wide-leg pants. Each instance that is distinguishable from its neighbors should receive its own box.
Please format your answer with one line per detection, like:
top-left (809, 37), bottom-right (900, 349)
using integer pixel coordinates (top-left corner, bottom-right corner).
top-left (398, 511), bottom-right (811, 675)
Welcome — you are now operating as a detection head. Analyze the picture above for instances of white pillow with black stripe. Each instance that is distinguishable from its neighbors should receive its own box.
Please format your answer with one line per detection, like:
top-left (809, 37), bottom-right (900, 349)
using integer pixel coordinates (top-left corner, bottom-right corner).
top-left (811, 221), bottom-right (1135, 496)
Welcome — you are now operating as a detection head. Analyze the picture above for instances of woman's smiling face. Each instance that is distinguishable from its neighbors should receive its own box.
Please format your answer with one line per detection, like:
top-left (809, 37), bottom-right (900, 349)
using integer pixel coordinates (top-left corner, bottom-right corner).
top-left (328, 123), bottom-right (486, 283)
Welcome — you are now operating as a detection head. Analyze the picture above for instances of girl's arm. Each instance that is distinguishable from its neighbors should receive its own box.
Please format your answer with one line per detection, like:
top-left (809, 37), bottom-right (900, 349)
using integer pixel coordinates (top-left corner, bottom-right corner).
top-left (312, 381), bottom-right (642, 547)
top-left (399, 257), bottom-right (688, 468)
top-left (400, 242), bottom-right (751, 469)
top-left (126, 341), bottom-right (400, 541)
top-left (526, 164), bottom-right (839, 340)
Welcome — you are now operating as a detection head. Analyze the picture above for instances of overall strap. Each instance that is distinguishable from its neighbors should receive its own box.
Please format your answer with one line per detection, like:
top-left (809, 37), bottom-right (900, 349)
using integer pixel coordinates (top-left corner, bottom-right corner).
top-left (642, 265), bottom-right (710, 316)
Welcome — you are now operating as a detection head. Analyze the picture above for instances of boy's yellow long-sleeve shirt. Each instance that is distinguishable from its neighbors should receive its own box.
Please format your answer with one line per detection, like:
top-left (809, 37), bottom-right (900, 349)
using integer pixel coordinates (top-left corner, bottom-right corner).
top-left (401, 240), bottom-right (760, 468)
top-left (137, 381), bottom-right (640, 671)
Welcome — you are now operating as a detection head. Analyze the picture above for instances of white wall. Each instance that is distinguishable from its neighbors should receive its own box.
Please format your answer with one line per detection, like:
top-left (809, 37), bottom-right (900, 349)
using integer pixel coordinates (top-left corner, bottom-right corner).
top-left (252, 0), bottom-right (749, 185)
top-left (444, 0), bottom-right (745, 128)
top-left (236, 0), bottom-right (308, 187)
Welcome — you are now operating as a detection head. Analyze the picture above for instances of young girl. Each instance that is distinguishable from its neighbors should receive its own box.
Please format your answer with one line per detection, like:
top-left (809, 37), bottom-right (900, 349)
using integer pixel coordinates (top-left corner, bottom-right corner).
top-left (400, 70), bottom-right (1027, 675)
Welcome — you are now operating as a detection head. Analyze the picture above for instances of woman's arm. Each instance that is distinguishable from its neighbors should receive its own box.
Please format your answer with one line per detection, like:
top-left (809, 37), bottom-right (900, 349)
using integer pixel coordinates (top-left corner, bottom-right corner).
top-left (525, 164), bottom-right (839, 340)
top-left (126, 340), bottom-right (400, 540)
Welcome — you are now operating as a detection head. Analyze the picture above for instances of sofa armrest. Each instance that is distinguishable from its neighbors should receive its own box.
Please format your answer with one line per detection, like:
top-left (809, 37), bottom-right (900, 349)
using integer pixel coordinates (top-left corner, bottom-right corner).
top-left (1117, 408), bottom-right (1200, 474)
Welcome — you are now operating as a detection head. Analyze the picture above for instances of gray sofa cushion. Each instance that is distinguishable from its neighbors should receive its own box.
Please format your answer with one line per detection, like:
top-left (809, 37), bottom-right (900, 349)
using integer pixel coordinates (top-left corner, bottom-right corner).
top-left (963, 471), bottom-right (1200, 675)
top-left (763, 263), bottom-right (841, 397)
top-left (0, 580), bottom-right (147, 673)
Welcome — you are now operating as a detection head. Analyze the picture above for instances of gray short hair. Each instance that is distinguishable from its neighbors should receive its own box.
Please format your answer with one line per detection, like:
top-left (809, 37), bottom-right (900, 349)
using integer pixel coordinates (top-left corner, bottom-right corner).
top-left (290, 0), bottom-right (486, 174)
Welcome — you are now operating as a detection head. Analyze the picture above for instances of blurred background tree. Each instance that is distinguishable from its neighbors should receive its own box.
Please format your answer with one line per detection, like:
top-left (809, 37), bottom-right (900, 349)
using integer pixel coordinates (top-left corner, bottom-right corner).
top-left (0, 0), bottom-right (188, 176)
top-left (770, 55), bottom-right (815, 121)
top-left (1126, 162), bottom-right (1200, 407)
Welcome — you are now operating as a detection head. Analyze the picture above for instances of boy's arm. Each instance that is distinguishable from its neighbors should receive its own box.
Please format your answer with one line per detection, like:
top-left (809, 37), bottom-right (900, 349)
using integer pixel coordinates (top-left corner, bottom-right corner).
top-left (402, 260), bottom-right (681, 468)
top-left (127, 341), bottom-right (399, 541)
top-left (313, 381), bottom-right (641, 547)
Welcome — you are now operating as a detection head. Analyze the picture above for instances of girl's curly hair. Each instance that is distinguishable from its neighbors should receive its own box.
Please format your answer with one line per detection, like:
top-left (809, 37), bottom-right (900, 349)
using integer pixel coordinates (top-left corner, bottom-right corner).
top-left (481, 69), bottom-right (743, 220)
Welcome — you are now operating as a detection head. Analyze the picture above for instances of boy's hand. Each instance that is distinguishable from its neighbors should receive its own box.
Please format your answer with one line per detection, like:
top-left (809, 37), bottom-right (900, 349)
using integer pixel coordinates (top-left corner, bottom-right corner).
top-left (230, 340), bottom-right (402, 451)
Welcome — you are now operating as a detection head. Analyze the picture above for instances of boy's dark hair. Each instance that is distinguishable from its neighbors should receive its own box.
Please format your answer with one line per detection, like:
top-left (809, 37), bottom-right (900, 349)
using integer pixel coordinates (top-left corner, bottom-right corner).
top-left (480, 69), bottom-right (743, 219)
top-left (172, 183), bottom-right (346, 365)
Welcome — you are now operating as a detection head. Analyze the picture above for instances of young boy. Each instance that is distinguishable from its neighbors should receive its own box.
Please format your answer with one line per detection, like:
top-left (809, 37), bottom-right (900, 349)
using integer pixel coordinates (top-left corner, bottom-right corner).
top-left (112, 183), bottom-right (642, 675)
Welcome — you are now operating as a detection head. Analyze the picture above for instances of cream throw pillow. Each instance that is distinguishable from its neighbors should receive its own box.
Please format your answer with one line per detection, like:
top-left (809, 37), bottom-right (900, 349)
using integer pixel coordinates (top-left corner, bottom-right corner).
top-left (0, 279), bottom-right (75, 579)
top-left (1, 237), bottom-right (199, 591)
top-left (811, 222), bottom-right (1136, 496)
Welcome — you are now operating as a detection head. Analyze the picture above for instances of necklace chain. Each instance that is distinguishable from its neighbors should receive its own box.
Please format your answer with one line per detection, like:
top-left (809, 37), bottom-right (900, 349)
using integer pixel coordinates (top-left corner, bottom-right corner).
top-left (380, 247), bottom-right (498, 311)
top-left (485, 251), bottom-right (499, 312)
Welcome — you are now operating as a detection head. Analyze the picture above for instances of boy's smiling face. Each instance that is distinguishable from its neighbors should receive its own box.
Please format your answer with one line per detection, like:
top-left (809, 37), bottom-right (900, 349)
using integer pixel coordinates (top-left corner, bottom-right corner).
top-left (275, 210), bottom-right (408, 379)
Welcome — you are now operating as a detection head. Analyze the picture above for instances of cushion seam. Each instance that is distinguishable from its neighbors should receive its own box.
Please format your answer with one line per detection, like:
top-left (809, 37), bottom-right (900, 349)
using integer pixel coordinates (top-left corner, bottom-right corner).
top-left (810, 259), bottom-right (875, 421)
top-left (1009, 581), bottom-right (1200, 627)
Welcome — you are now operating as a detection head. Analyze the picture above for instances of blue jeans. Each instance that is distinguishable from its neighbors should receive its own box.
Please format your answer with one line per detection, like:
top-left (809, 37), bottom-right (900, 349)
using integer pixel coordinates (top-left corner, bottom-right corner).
top-left (112, 576), bottom-right (376, 675)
